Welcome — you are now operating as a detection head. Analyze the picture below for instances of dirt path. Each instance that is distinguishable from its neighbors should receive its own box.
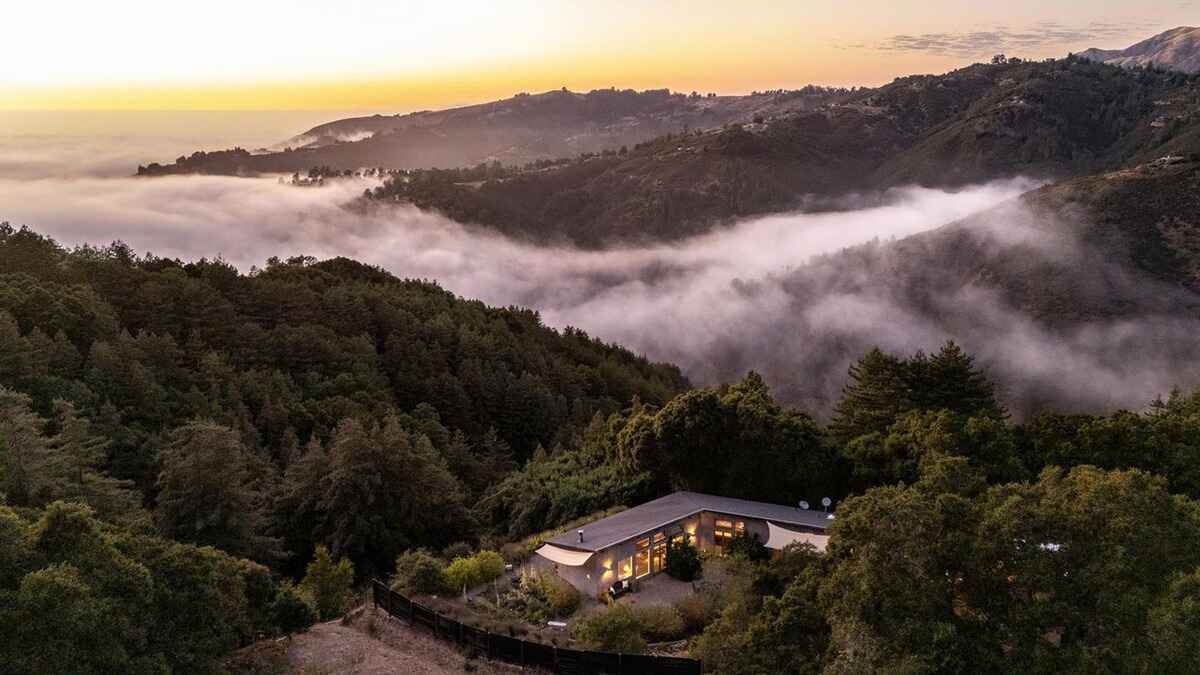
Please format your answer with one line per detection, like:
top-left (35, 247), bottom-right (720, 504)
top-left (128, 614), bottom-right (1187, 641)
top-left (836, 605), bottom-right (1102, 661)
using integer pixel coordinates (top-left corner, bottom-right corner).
top-left (233, 606), bottom-right (529, 675)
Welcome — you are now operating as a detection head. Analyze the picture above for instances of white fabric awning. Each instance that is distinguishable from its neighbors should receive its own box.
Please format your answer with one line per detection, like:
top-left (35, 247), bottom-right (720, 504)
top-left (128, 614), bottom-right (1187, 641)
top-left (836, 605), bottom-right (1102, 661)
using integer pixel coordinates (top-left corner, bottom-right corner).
top-left (536, 544), bottom-right (594, 566)
top-left (766, 522), bottom-right (829, 552)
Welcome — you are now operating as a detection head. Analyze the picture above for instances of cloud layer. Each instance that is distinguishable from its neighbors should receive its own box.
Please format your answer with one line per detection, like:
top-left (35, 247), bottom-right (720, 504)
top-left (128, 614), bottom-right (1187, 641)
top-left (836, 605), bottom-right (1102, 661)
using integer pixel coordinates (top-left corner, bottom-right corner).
top-left (2, 132), bottom-right (1197, 417)
top-left (874, 22), bottom-right (1150, 57)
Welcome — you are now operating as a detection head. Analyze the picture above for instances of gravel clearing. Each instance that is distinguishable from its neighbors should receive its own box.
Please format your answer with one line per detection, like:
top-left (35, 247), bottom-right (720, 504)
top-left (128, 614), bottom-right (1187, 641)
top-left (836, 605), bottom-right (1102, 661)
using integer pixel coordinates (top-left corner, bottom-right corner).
top-left (236, 606), bottom-right (536, 674)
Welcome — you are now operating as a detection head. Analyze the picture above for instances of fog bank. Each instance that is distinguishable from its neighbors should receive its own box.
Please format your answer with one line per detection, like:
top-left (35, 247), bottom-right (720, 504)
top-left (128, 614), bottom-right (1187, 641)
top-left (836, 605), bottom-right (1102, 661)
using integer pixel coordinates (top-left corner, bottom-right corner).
top-left (2, 160), bottom-right (1197, 415)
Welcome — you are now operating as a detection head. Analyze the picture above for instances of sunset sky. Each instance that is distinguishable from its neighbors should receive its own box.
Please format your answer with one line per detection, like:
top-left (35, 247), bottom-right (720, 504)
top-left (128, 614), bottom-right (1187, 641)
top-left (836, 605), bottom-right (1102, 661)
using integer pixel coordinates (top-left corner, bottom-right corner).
top-left (4, 0), bottom-right (1194, 111)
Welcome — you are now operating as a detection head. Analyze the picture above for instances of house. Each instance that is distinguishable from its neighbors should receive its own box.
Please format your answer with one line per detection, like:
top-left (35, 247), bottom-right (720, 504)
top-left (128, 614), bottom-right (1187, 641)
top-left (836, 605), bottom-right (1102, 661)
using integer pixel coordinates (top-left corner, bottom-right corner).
top-left (534, 491), bottom-right (832, 598)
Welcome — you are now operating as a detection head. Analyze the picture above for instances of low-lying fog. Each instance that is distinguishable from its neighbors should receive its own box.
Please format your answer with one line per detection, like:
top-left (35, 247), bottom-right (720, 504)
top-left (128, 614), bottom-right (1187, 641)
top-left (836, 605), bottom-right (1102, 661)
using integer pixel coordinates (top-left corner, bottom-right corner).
top-left (3, 123), bottom-right (1198, 416)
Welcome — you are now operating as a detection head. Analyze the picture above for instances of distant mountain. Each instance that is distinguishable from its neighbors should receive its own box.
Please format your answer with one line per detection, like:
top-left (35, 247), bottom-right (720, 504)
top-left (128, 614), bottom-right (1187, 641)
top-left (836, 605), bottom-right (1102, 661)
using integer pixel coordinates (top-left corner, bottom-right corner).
top-left (363, 57), bottom-right (1200, 246)
top-left (1079, 26), bottom-right (1200, 73)
top-left (137, 87), bottom-right (845, 176)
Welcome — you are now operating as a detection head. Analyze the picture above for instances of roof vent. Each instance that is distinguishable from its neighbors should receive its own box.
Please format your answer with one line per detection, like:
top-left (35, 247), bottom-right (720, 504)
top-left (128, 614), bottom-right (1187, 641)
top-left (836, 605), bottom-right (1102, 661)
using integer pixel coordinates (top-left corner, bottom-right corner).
top-left (578, 529), bottom-right (584, 543)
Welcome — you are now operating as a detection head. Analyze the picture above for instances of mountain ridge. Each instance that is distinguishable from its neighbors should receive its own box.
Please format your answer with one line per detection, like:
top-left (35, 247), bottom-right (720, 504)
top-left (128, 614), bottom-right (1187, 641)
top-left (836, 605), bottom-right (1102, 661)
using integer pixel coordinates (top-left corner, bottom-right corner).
top-left (359, 57), bottom-right (1200, 246)
top-left (137, 87), bottom-right (847, 176)
top-left (1079, 26), bottom-right (1200, 73)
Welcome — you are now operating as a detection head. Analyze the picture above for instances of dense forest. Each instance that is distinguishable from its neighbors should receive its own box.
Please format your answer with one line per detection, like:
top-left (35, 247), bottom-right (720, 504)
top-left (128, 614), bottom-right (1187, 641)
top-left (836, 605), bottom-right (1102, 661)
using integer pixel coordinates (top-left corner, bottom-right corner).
top-left (4, 223), bottom-right (1200, 672)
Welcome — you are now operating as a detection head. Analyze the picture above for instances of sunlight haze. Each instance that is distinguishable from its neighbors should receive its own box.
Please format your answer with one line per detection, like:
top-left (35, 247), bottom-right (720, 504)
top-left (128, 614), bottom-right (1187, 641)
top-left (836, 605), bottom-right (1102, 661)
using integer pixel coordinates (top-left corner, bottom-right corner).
top-left (3, 0), bottom-right (1191, 110)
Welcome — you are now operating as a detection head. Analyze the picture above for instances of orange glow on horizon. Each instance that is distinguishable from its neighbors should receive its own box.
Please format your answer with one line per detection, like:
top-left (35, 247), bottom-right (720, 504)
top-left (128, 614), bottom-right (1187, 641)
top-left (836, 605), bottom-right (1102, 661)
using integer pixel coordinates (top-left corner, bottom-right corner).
top-left (1, 1), bottom-right (1185, 112)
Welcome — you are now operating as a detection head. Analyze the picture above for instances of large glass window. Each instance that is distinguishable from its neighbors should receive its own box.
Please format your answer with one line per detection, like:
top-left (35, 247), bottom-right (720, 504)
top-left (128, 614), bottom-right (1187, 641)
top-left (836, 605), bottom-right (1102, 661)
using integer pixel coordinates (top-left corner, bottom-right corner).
top-left (634, 538), bottom-right (651, 577)
top-left (714, 519), bottom-right (734, 547)
top-left (618, 556), bottom-right (633, 580)
top-left (714, 519), bottom-right (745, 548)
top-left (651, 532), bottom-right (667, 573)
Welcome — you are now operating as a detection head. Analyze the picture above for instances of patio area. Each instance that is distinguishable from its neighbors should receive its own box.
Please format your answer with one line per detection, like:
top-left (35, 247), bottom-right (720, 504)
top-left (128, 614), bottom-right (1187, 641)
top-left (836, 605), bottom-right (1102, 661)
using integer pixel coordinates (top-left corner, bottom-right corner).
top-left (611, 572), bottom-right (699, 609)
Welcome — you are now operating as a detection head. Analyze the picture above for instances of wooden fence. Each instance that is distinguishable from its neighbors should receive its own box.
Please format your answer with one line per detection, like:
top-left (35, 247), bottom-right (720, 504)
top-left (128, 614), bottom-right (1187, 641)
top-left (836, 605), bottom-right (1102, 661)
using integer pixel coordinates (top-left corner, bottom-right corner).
top-left (371, 580), bottom-right (701, 675)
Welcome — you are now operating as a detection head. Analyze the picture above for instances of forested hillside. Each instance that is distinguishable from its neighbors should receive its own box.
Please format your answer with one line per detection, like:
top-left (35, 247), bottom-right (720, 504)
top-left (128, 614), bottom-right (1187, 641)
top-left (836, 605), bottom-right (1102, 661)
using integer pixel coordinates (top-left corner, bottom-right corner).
top-left (0, 222), bottom-right (684, 562)
top-left (136, 87), bottom-right (848, 178)
top-left (362, 57), bottom-right (1200, 246)
top-left (4, 221), bottom-right (1200, 672)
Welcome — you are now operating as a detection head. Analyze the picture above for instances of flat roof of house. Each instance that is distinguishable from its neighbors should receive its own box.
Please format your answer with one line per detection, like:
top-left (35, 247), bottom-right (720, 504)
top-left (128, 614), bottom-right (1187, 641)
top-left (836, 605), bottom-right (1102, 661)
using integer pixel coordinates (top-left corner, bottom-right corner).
top-left (545, 491), bottom-right (833, 553)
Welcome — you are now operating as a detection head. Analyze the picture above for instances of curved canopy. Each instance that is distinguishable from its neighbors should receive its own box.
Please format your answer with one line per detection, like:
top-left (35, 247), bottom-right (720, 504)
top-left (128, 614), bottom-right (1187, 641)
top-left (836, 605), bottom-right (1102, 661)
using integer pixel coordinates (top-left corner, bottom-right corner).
top-left (766, 522), bottom-right (829, 552)
top-left (536, 544), bottom-right (594, 566)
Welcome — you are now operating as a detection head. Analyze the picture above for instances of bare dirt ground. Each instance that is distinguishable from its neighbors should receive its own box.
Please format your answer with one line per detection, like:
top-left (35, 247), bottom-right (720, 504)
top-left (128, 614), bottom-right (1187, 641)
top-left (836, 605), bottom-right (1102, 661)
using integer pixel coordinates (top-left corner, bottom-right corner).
top-left (228, 606), bottom-right (534, 675)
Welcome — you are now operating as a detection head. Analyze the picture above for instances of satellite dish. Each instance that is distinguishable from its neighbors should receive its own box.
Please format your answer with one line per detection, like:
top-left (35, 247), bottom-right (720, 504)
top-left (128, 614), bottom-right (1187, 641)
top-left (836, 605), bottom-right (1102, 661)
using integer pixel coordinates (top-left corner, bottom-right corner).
top-left (821, 497), bottom-right (832, 512)
top-left (799, 500), bottom-right (810, 510)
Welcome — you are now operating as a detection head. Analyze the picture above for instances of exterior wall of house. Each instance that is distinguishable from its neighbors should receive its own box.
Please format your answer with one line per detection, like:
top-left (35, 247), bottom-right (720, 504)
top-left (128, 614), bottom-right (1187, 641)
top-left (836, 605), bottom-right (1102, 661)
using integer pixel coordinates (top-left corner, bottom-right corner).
top-left (696, 511), bottom-right (770, 550)
top-left (537, 511), bottom-right (823, 598)
top-left (528, 552), bottom-right (597, 598)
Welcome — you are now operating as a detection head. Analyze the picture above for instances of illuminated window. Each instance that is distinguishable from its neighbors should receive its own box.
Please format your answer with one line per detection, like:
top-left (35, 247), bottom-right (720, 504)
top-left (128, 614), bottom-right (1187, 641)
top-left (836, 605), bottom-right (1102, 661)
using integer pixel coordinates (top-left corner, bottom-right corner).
top-left (715, 519), bottom-right (738, 547)
top-left (634, 538), bottom-right (650, 577)
top-left (651, 533), bottom-right (667, 572)
top-left (618, 556), bottom-right (633, 580)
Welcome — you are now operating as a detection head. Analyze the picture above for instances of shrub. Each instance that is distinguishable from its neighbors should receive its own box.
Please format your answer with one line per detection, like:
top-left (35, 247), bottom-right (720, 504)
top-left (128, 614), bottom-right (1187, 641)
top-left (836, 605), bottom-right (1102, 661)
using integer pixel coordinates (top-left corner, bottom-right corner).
top-left (494, 571), bottom-right (580, 623)
top-left (444, 557), bottom-right (479, 595)
top-left (271, 581), bottom-right (317, 635)
top-left (392, 549), bottom-right (446, 595)
top-left (631, 604), bottom-right (686, 642)
top-left (300, 546), bottom-right (355, 620)
top-left (673, 593), bottom-right (722, 632)
top-left (500, 542), bottom-right (529, 563)
top-left (442, 550), bottom-right (506, 593)
top-left (441, 541), bottom-right (474, 561)
top-left (726, 531), bottom-right (770, 562)
top-left (541, 574), bottom-right (581, 617)
top-left (474, 550), bottom-right (506, 584)
top-left (665, 541), bottom-right (702, 581)
top-left (574, 605), bottom-right (646, 653)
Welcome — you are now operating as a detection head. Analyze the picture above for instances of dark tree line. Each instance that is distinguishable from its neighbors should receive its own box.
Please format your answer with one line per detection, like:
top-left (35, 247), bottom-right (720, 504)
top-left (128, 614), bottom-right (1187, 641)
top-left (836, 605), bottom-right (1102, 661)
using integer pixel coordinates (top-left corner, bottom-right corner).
top-left (6, 222), bottom-right (1200, 672)
top-left (0, 224), bottom-right (686, 574)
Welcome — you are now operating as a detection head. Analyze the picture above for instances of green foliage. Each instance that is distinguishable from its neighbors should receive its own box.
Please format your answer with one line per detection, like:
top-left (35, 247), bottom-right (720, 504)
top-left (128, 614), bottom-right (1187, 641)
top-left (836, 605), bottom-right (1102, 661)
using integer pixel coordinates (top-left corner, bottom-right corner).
top-left (842, 410), bottom-right (1023, 491)
top-left (300, 546), bottom-right (354, 621)
top-left (1144, 568), bottom-right (1200, 673)
top-left (442, 549), bottom-right (506, 594)
top-left (440, 541), bottom-right (474, 561)
top-left (673, 591), bottom-right (723, 633)
top-left (0, 226), bottom-right (688, 580)
top-left (443, 557), bottom-right (479, 595)
top-left (697, 567), bottom-right (828, 675)
top-left (391, 549), bottom-right (447, 595)
top-left (0, 387), bottom-right (143, 523)
top-left (821, 461), bottom-right (1200, 674)
top-left (726, 531), bottom-right (770, 563)
top-left (270, 581), bottom-right (316, 635)
top-left (540, 573), bottom-right (581, 617)
top-left (629, 604), bottom-right (686, 642)
top-left (474, 550), bottom-right (506, 583)
top-left (156, 420), bottom-right (280, 562)
top-left (573, 604), bottom-right (647, 654)
top-left (0, 501), bottom-right (292, 675)
top-left (479, 412), bottom-right (652, 539)
top-left (618, 372), bottom-right (833, 501)
top-left (664, 539), bottom-right (702, 581)
top-left (493, 571), bottom-right (581, 623)
top-left (275, 415), bottom-right (473, 578)
top-left (831, 342), bottom-right (1004, 445)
